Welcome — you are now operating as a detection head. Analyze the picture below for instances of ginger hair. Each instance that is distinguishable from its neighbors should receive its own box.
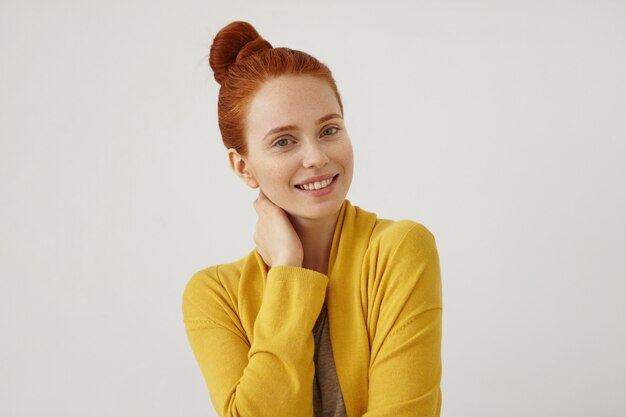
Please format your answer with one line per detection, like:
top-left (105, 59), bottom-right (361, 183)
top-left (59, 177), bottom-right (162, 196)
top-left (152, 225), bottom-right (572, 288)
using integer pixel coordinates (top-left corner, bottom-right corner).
top-left (208, 21), bottom-right (344, 157)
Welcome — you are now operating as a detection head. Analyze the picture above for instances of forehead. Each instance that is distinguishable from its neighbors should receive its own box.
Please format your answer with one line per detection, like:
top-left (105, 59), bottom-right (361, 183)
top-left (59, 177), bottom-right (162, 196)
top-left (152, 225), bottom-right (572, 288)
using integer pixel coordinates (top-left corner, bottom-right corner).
top-left (246, 75), bottom-right (340, 136)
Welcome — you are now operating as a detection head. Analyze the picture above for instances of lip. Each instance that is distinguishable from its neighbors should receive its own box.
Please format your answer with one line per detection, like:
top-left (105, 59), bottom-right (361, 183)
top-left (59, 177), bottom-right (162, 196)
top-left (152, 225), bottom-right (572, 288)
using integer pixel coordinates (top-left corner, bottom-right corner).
top-left (295, 174), bottom-right (339, 196)
top-left (295, 173), bottom-right (337, 186)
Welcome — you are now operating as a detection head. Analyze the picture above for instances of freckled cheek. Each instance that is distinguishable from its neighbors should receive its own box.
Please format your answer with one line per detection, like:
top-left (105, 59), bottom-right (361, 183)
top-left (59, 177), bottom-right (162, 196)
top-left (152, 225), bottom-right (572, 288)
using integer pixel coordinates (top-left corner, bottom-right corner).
top-left (263, 167), bottom-right (293, 188)
top-left (338, 144), bottom-right (354, 166)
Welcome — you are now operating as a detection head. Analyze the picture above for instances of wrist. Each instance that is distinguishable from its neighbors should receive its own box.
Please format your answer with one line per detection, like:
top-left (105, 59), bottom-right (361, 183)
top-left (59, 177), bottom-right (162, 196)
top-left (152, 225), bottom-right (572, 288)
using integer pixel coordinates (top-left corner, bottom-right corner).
top-left (273, 258), bottom-right (303, 268)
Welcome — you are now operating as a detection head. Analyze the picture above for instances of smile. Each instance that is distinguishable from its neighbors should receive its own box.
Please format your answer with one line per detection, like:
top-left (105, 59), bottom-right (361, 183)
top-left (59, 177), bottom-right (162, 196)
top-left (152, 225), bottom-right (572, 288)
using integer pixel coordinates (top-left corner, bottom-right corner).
top-left (294, 174), bottom-right (339, 197)
top-left (296, 174), bottom-right (337, 190)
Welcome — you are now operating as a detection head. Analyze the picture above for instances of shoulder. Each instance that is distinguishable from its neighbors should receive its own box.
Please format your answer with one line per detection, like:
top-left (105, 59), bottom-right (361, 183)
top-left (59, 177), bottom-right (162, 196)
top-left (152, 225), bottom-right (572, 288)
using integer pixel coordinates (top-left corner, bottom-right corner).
top-left (371, 219), bottom-right (438, 258)
top-left (181, 265), bottom-right (220, 314)
top-left (362, 219), bottom-right (442, 311)
top-left (181, 257), bottom-right (247, 318)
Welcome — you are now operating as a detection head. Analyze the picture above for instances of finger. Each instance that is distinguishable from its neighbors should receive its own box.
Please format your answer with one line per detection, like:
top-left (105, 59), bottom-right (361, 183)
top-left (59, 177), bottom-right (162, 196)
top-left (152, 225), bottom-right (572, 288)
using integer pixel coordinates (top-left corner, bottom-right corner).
top-left (255, 193), bottom-right (268, 209)
top-left (258, 191), bottom-right (276, 208)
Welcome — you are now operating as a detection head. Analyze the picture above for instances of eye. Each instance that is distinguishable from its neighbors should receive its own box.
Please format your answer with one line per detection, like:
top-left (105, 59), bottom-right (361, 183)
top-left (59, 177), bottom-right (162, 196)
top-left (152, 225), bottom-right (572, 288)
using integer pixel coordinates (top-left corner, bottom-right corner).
top-left (322, 126), bottom-right (340, 136)
top-left (273, 137), bottom-right (294, 147)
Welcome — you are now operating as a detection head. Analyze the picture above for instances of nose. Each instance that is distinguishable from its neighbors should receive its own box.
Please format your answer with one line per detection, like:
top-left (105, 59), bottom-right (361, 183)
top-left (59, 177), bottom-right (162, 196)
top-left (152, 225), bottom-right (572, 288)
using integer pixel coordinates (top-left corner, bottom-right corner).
top-left (301, 138), bottom-right (330, 168)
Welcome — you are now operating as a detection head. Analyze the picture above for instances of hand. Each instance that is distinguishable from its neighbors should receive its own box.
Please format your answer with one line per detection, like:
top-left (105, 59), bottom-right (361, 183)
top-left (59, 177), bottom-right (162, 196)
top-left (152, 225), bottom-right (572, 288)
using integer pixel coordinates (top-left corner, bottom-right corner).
top-left (252, 190), bottom-right (304, 268)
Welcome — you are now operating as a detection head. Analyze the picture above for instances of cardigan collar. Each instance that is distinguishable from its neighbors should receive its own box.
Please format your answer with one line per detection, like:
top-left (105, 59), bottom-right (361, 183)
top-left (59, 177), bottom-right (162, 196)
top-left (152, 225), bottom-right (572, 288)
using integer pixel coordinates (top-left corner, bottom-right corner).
top-left (327, 199), bottom-right (378, 417)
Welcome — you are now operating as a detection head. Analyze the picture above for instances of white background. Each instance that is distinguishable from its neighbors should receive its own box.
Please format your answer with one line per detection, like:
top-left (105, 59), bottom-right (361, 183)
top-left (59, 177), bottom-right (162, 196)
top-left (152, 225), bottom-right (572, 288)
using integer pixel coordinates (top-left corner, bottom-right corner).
top-left (1, 1), bottom-right (625, 416)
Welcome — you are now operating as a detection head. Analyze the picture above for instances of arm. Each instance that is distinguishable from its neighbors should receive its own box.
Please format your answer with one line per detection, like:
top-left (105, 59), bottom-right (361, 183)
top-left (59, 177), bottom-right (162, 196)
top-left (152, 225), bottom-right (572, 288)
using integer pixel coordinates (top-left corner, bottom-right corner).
top-left (182, 264), bottom-right (328, 417)
top-left (364, 223), bottom-right (443, 416)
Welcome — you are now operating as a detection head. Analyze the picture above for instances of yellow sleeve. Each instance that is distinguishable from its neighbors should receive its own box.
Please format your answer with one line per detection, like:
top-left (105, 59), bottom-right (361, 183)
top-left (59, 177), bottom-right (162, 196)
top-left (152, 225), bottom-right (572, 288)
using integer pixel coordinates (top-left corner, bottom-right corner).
top-left (182, 264), bottom-right (328, 417)
top-left (364, 223), bottom-right (443, 416)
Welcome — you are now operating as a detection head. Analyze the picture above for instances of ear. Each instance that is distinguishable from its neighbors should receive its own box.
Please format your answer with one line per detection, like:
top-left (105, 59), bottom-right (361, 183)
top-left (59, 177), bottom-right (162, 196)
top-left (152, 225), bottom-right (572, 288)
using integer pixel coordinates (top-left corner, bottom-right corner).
top-left (228, 148), bottom-right (259, 189)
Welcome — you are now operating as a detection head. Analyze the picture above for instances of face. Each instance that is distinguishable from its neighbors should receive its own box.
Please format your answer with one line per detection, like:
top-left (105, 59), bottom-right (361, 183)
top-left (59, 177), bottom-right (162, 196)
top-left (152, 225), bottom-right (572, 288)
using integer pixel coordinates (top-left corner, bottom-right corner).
top-left (229, 74), bottom-right (354, 220)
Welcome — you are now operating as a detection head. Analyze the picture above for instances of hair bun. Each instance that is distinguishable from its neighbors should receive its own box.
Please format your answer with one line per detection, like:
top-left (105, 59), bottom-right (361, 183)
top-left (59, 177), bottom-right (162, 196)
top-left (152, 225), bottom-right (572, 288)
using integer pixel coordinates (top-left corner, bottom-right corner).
top-left (209, 21), bottom-right (273, 85)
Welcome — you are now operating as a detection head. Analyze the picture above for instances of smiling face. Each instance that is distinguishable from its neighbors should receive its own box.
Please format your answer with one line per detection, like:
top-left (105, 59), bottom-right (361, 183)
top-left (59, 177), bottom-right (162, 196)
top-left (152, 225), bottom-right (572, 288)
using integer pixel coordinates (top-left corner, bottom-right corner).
top-left (228, 74), bottom-right (354, 220)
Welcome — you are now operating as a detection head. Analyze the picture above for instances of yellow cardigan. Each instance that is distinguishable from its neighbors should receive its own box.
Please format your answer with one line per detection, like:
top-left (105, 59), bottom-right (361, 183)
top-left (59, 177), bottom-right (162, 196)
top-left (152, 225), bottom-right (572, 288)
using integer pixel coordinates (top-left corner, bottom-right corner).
top-left (182, 199), bottom-right (443, 417)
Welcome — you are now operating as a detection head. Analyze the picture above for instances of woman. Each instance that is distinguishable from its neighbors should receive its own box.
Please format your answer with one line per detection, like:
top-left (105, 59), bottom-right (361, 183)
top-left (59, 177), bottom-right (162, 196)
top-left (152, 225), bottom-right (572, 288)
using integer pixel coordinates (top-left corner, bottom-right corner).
top-left (182, 21), bottom-right (443, 417)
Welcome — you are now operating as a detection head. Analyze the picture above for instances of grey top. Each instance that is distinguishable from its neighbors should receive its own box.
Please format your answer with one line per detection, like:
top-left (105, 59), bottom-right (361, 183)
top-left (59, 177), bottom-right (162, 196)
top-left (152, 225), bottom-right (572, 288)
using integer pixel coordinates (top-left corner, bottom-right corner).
top-left (313, 302), bottom-right (347, 417)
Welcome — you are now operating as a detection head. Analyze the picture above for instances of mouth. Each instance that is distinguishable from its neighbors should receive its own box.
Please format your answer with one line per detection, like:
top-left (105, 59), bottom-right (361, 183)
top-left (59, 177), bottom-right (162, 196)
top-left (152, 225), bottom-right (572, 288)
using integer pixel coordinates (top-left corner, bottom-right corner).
top-left (294, 174), bottom-right (339, 195)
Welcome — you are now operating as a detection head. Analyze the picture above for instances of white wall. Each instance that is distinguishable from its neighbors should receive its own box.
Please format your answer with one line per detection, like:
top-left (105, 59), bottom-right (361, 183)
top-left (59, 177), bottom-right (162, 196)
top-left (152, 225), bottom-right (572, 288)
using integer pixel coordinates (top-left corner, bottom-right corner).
top-left (1, 0), bottom-right (624, 416)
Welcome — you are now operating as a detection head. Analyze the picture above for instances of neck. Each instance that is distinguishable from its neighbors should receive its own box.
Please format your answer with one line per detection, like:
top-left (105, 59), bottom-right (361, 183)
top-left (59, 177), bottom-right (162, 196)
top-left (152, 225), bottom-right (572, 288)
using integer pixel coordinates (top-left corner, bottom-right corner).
top-left (287, 207), bottom-right (341, 275)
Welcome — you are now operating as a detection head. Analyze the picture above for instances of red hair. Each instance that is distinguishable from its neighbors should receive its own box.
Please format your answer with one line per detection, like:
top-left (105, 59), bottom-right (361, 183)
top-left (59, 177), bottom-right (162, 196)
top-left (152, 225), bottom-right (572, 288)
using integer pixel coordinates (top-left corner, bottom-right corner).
top-left (209, 21), bottom-right (344, 157)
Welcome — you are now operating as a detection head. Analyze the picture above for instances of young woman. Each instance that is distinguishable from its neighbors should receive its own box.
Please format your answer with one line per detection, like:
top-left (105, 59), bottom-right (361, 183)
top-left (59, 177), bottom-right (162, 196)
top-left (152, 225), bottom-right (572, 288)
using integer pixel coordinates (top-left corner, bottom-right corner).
top-left (182, 20), bottom-right (443, 417)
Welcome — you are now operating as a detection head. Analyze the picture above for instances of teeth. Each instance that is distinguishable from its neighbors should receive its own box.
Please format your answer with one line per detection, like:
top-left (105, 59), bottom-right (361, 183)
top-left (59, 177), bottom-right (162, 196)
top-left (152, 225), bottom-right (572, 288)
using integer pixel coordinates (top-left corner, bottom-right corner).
top-left (298, 176), bottom-right (334, 191)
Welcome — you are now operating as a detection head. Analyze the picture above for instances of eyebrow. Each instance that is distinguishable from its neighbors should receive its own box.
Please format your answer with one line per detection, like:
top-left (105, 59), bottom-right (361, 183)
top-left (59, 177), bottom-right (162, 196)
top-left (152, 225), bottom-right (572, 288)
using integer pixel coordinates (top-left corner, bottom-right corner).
top-left (263, 113), bottom-right (343, 141)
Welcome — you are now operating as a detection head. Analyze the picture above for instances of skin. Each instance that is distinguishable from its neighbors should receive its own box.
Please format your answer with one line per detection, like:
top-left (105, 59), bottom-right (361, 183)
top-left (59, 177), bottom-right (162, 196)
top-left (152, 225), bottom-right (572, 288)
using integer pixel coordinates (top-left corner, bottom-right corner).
top-left (228, 74), bottom-right (354, 274)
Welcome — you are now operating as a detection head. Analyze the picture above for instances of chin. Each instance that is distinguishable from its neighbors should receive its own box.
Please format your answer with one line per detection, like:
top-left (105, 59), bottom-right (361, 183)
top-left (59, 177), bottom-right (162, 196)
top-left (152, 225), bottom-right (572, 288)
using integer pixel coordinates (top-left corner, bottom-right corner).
top-left (289, 196), bottom-right (345, 220)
